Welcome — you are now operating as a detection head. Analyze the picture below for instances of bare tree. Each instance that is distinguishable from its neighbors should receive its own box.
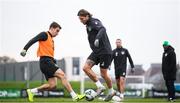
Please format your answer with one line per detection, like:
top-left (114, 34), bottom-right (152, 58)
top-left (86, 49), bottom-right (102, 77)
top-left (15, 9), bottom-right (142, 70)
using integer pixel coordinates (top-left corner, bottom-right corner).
top-left (0, 56), bottom-right (16, 64)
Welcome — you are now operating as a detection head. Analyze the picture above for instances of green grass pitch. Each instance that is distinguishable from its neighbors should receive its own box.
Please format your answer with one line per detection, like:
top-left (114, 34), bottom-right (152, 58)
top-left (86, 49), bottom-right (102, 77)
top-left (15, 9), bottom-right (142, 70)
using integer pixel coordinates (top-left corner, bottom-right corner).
top-left (0, 98), bottom-right (180, 103)
top-left (0, 81), bottom-right (180, 103)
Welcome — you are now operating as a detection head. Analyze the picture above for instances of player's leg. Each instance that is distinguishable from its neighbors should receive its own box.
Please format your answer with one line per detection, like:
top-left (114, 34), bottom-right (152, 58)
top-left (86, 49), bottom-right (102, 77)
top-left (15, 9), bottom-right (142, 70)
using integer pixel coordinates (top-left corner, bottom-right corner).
top-left (99, 54), bottom-right (115, 101)
top-left (83, 53), bottom-right (105, 96)
top-left (54, 69), bottom-right (85, 101)
top-left (101, 68), bottom-right (115, 101)
top-left (54, 69), bottom-right (72, 92)
top-left (83, 59), bottom-right (98, 82)
top-left (37, 77), bottom-right (57, 91)
top-left (116, 77), bottom-right (121, 95)
top-left (119, 76), bottom-right (125, 99)
top-left (26, 57), bottom-right (58, 102)
top-left (100, 69), bottom-right (113, 89)
top-left (83, 59), bottom-right (106, 96)
top-left (27, 77), bottom-right (57, 102)
top-left (99, 54), bottom-right (113, 89)
top-left (116, 79), bottom-right (120, 92)
top-left (41, 57), bottom-right (85, 101)
top-left (39, 57), bottom-right (70, 91)
top-left (115, 70), bottom-right (121, 96)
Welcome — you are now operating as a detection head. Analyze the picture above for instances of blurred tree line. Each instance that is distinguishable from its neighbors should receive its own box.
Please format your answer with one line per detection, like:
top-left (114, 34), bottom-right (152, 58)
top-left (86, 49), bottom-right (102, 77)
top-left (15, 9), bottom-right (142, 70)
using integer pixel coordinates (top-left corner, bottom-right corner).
top-left (0, 56), bottom-right (16, 64)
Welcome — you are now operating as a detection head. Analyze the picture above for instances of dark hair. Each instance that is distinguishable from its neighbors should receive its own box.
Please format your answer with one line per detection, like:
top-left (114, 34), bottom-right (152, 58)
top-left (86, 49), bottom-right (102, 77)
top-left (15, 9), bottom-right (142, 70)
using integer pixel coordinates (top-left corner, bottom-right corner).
top-left (116, 39), bottom-right (121, 41)
top-left (49, 22), bottom-right (61, 29)
top-left (77, 9), bottom-right (92, 17)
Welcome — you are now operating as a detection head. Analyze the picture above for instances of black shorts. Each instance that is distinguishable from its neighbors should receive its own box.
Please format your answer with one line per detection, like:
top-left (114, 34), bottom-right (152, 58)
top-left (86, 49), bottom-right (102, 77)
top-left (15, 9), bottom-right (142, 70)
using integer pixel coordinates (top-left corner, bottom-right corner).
top-left (87, 52), bottom-right (112, 69)
top-left (40, 56), bottom-right (59, 80)
top-left (115, 68), bottom-right (126, 79)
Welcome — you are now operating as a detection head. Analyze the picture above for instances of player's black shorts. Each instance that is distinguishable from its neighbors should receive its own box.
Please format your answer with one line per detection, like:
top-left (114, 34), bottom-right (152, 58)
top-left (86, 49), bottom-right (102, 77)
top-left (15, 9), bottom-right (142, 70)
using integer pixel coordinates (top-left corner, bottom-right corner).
top-left (40, 56), bottom-right (59, 80)
top-left (115, 68), bottom-right (126, 79)
top-left (87, 52), bottom-right (112, 69)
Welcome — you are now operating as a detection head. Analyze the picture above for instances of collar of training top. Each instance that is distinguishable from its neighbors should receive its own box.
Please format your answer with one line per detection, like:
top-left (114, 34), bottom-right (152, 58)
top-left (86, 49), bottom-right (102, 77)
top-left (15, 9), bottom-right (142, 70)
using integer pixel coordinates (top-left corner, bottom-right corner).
top-left (86, 17), bottom-right (93, 25)
top-left (47, 31), bottom-right (53, 37)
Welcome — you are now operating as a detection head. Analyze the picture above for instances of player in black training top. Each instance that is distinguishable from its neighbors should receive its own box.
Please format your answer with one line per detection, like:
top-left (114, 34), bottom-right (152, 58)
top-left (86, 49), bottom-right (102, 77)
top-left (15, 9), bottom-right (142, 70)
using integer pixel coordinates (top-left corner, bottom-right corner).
top-left (112, 39), bottom-right (134, 100)
top-left (77, 9), bottom-right (115, 101)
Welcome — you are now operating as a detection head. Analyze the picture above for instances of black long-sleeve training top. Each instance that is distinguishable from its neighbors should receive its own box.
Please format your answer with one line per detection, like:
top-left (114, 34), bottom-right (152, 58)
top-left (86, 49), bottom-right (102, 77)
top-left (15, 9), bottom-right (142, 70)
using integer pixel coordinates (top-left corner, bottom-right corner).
top-left (112, 47), bottom-right (134, 70)
top-left (86, 17), bottom-right (112, 55)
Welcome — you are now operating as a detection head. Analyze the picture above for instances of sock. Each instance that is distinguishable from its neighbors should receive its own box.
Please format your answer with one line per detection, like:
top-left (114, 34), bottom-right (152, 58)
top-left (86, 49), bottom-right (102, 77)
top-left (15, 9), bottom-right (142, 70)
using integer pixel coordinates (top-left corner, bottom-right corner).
top-left (108, 87), bottom-right (115, 94)
top-left (70, 91), bottom-right (77, 99)
top-left (120, 93), bottom-right (124, 98)
top-left (95, 80), bottom-right (104, 88)
top-left (30, 88), bottom-right (38, 93)
top-left (116, 91), bottom-right (120, 96)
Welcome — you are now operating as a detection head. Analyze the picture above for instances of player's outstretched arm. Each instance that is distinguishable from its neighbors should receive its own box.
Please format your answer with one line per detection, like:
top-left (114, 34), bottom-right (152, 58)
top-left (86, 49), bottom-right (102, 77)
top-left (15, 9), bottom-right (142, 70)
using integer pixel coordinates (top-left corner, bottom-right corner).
top-left (20, 32), bottom-right (47, 57)
top-left (126, 50), bottom-right (135, 73)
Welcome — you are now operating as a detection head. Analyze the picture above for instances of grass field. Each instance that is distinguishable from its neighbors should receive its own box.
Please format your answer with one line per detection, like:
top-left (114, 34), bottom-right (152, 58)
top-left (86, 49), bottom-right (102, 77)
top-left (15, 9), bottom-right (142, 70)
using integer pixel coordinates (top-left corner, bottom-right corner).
top-left (0, 98), bottom-right (180, 103)
top-left (0, 81), bottom-right (97, 96)
top-left (0, 81), bottom-right (180, 103)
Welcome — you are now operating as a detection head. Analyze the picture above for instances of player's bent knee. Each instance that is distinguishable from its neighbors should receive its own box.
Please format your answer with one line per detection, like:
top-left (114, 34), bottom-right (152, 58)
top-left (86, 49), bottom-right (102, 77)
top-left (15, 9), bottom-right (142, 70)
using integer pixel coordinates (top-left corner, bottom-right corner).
top-left (83, 67), bottom-right (86, 72)
top-left (101, 73), bottom-right (106, 79)
top-left (83, 66), bottom-right (90, 72)
top-left (59, 73), bottom-right (66, 79)
top-left (55, 71), bottom-right (66, 79)
top-left (49, 85), bottom-right (56, 90)
top-left (120, 81), bottom-right (125, 85)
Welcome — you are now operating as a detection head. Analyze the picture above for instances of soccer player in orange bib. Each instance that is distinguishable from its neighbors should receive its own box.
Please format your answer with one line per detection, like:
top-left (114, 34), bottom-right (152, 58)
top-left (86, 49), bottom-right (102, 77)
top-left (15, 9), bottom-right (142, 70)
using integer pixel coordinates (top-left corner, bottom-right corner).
top-left (20, 22), bottom-right (85, 102)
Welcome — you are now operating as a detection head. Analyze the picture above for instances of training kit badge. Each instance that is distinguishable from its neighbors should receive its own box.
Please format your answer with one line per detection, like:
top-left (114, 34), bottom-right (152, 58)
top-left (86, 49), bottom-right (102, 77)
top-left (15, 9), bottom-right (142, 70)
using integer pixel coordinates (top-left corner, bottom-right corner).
top-left (165, 53), bottom-right (168, 57)
top-left (121, 51), bottom-right (125, 55)
top-left (101, 62), bottom-right (105, 66)
top-left (115, 52), bottom-right (118, 56)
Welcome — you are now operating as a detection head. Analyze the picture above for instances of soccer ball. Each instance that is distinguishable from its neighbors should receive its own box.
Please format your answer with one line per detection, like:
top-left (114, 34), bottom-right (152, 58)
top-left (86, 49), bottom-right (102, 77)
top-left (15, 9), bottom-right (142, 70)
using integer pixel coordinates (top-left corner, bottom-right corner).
top-left (112, 95), bottom-right (122, 102)
top-left (84, 89), bottom-right (97, 101)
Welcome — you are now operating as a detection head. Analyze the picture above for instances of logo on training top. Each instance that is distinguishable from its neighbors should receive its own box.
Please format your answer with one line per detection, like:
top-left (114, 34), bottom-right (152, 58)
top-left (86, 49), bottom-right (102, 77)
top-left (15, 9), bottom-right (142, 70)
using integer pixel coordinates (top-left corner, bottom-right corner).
top-left (165, 53), bottom-right (168, 57)
top-left (87, 26), bottom-right (92, 31)
top-left (101, 62), bottom-right (105, 67)
top-left (95, 21), bottom-right (98, 25)
top-left (123, 72), bottom-right (126, 76)
top-left (121, 51), bottom-right (125, 55)
top-left (115, 52), bottom-right (118, 56)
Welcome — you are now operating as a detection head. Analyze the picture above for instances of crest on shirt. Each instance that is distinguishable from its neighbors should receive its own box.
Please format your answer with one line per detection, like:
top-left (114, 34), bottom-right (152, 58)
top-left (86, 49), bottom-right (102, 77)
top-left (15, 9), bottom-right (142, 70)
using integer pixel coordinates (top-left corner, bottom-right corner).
top-left (121, 51), bottom-right (125, 55)
top-left (123, 72), bottom-right (126, 76)
top-left (95, 21), bottom-right (98, 25)
top-left (165, 53), bottom-right (168, 57)
top-left (115, 52), bottom-right (118, 56)
top-left (101, 62), bottom-right (105, 67)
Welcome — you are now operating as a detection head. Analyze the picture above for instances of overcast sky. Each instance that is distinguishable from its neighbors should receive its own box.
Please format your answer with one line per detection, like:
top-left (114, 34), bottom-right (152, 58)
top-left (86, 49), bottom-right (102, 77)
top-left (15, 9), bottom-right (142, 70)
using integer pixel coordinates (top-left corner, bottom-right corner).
top-left (0, 0), bottom-right (179, 69)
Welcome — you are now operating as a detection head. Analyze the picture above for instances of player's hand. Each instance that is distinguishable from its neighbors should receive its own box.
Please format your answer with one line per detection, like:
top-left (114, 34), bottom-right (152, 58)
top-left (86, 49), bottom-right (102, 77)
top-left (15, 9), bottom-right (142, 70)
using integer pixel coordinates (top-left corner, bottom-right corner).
top-left (131, 68), bottom-right (135, 73)
top-left (20, 49), bottom-right (27, 57)
top-left (94, 39), bottom-right (99, 47)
